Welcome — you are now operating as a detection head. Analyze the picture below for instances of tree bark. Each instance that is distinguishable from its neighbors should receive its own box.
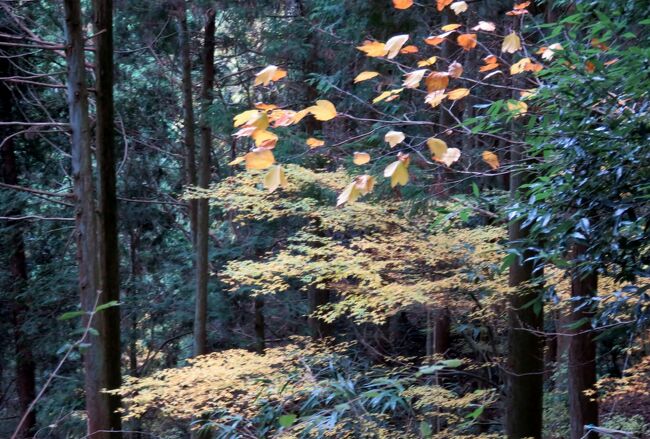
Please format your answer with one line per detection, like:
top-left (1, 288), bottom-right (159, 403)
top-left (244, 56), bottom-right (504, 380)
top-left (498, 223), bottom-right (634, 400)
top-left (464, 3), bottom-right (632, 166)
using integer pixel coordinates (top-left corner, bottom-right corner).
top-left (193, 7), bottom-right (215, 356)
top-left (254, 296), bottom-right (265, 354)
top-left (308, 288), bottom-right (333, 339)
top-left (505, 140), bottom-right (544, 439)
top-left (64, 0), bottom-right (111, 435)
top-left (1, 142), bottom-right (37, 439)
top-left (93, 0), bottom-right (122, 434)
top-left (0, 32), bottom-right (37, 439)
top-left (176, 1), bottom-right (198, 244)
top-left (569, 243), bottom-right (599, 439)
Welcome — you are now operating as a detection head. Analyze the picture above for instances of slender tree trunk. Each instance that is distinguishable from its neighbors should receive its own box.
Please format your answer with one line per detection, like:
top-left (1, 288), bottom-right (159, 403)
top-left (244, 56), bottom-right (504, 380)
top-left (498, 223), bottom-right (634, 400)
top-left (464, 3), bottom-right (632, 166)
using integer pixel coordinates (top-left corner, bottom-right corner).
top-left (1, 143), bottom-right (37, 439)
top-left (308, 288), bottom-right (333, 339)
top-left (254, 296), bottom-right (265, 354)
top-left (0, 34), bottom-right (37, 439)
top-left (569, 243), bottom-right (598, 439)
top-left (93, 0), bottom-right (122, 434)
top-left (505, 141), bottom-right (544, 439)
top-left (193, 7), bottom-right (215, 356)
top-left (64, 1), bottom-right (111, 436)
top-left (176, 1), bottom-right (198, 244)
top-left (433, 308), bottom-right (451, 355)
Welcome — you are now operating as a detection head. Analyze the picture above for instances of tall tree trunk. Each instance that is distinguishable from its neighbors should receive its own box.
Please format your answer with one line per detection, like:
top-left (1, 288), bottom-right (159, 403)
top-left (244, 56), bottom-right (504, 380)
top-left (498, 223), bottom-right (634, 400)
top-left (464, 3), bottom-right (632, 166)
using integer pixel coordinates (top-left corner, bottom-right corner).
top-left (569, 243), bottom-right (598, 439)
top-left (505, 141), bottom-right (544, 439)
top-left (194, 7), bottom-right (215, 356)
top-left (176, 1), bottom-right (198, 244)
top-left (64, 0), bottom-right (110, 435)
top-left (0, 33), bottom-right (37, 439)
top-left (93, 0), bottom-right (122, 434)
top-left (1, 144), bottom-right (37, 439)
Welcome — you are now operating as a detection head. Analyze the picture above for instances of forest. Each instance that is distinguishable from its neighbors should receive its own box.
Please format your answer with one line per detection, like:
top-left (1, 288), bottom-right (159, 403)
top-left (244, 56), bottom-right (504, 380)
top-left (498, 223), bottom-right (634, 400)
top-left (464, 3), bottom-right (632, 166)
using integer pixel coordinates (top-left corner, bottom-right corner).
top-left (0, 0), bottom-right (649, 438)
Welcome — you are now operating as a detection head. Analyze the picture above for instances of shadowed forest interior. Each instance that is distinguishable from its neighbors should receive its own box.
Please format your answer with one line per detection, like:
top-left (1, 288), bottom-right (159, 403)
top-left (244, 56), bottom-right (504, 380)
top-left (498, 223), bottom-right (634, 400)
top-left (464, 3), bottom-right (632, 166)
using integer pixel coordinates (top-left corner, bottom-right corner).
top-left (0, 0), bottom-right (649, 438)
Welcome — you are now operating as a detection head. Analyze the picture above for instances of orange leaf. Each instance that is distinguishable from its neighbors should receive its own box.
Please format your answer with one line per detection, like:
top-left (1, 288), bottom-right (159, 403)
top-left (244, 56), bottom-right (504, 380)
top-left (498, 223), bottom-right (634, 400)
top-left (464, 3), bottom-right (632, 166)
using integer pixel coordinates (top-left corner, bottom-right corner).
top-left (400, 45), bottom-right (419, 54)
top-left (306, 137), bottom-right (325, 148)
top-left (437, 0), bottom-right (453, 11)
top-left (457, 33), bottom-right (477, 51)
top-left (479, 63), bottom-right (499, 72)
top-left (482, 150), bottom-right (500, 169)
top-left (392, 0), bottom-right (413, 9)
top-left (271, 69), bottom-right (287, 81)
top-left (425, 72), bottom-right (449, 92)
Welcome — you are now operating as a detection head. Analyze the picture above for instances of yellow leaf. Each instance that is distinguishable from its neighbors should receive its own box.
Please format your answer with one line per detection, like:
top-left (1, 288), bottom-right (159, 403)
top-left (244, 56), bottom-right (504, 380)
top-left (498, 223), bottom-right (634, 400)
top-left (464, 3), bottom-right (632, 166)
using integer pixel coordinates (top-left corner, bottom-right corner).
top-left (482, 151), bottom-right (499, 169)
top-left (510, 57), bottom-right (531, 75)
top-left (244, 148), bottom-right (275, 170)
top-left (251, 129), bottom-right (278, 148)
top-left (355, 174), bottom-right (375, 195)
top-left (263, 165), bottom-right (288, 193)
top-left (291, 108), bottom-right (310, 124)
top-left (426, 138), bottom-right (448, 159)
top-left (254, 65), bottom-right (280, 86)
top-left (472, 21), bottom-right (495, 32)
top-left (425, 71), bottom-right (449, 92)
top-left (233, 110), bottom-right (261, 128)
top-left (403, 69), bottom-right (428, 89)
top-left (269, 109), bottom-right (296, 127)
top-left (506, 100), bottom-right (528, 116)
top-left (541, 43), bottom-right (563, 60)
top-left (356, 40), bottom-right (387, 57)
top-left (438, 147), bottom-right (461, 167)
top-left (307, 100), bottom-right (337, 121)
top-left (306, 137), bottom-right (325, 148)
top-left (520, 89), bottom-right (537, 99)
top-left (448, 61), bottom-right (463, 78)
top-left (441, 23), bottom-right (462, 31)
top-left (353, 152), bottom-right (371, 165)
top-left (233, 126), bottom-right (257, 138)
top-left (392, 0), bottom-right (413, 9)
top-left (354, 71), bottom-right (380, 83)
top-left (457, 33), bottom-right (477, 51)
top-left (336, 175), bottom-right (375, 206)
top-left (425, 90), bottom-right (447, 108)
top-left (271, 68), bottom-right (287, 81)
top-left (372, 88), bottom-right (403, 104)
top-left (502, 32), bottom-right (522, 54)
top-left (417, 56), bottom-right (438, 67)
top-left (228, 156), bottom-right (246, 166)
top-left (385, 34), bottom-right (409, 59)
top-left (385, 130), bottom-right (406, 148)
top-left (337, 181), bottom-right (359, 206)
top-left (450, 1), bottom-right (468, 14)
top-left (447, 88), bottom-right (470, 100)
top-left (336, 181), bottom-right (361, 206)
top-left (384, 160), bottom-right (409, 188)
